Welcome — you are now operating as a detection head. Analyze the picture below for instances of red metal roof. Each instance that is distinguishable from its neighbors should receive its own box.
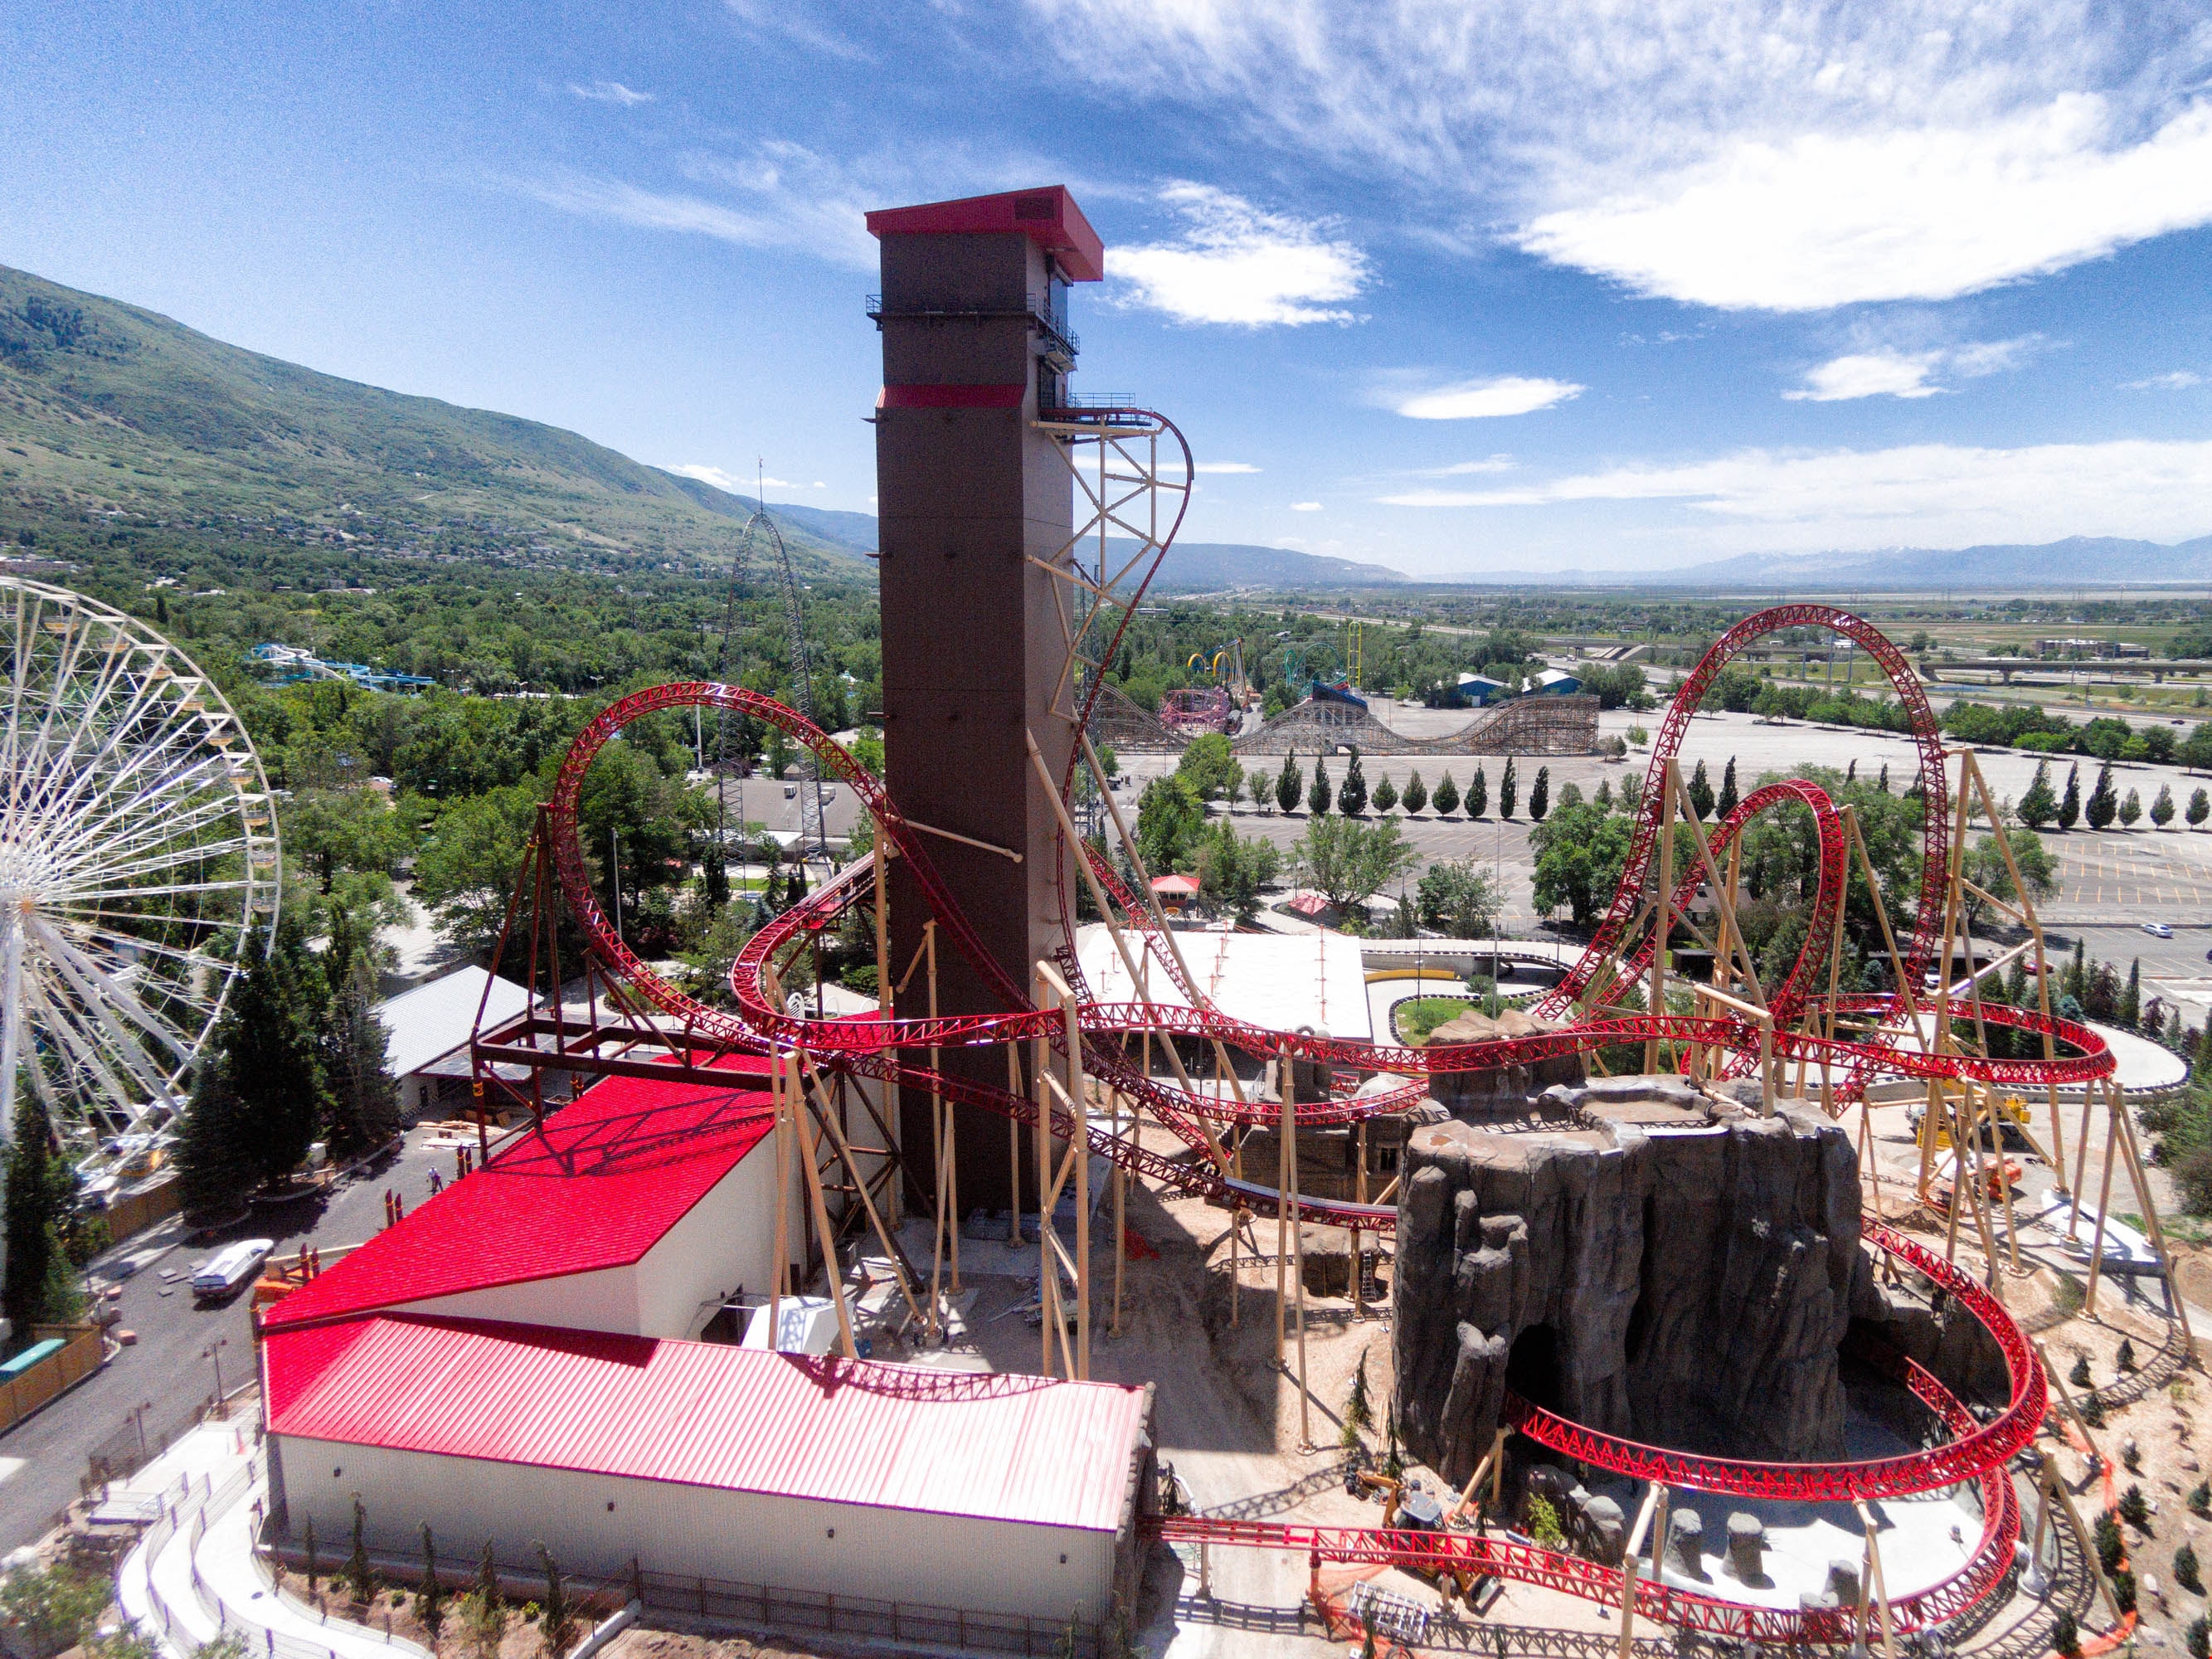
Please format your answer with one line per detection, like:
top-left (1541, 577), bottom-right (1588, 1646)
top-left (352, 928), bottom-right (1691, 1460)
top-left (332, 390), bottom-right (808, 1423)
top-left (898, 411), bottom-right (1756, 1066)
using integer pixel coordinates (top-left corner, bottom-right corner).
top-left (866, 187), bottom-right (1104, 282)
top-left (266, 1315), bottom-right (1148, 1533)
top-left (262, 1064), bottom-right (775, 1331)
top-left (1150, 874), bottom-right (1201, 895)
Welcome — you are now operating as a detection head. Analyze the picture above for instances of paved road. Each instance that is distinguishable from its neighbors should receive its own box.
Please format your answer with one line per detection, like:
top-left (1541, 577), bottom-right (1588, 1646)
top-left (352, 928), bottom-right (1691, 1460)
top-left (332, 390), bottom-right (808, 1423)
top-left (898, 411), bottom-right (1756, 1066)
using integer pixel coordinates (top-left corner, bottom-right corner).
top-left (0, 1126), bottom-right (460, 1552)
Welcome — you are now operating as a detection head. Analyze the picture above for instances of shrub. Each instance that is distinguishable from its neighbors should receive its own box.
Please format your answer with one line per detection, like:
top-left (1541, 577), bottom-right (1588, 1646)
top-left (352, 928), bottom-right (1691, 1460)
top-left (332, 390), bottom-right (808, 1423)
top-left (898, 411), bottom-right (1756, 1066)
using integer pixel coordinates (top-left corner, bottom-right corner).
top-left (2112, 1569), bottom-right (2137, 1615)
top-left (1524, 1494), bottom-right (1565, 1548)
top-left (2178, 1541), bottom-right (2203, 1593)
top-left (2118, 1337), bottom-right (2137, 1373)
top-left (2052, 1608), bottom-right (2080, 1659)
top-left (2096, 1512), bottom-right (2123, 1575)
top-left (2120, 1484), bottom-right (2151, 1530)
top-left (2190, 1617), bottom-right (2210, 1659)
top-left (2070, 1354), bottom-right (2093, 1389)
top-left (2190, 1480), bottom-right (2210, 1518)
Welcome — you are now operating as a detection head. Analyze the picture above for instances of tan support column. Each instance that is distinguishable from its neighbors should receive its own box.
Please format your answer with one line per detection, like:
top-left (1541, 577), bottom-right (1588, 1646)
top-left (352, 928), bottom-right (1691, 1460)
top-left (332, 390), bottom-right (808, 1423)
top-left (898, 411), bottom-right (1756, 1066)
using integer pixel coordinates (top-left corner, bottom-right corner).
top-left (1645, 761), bottom-right (1675, 1073)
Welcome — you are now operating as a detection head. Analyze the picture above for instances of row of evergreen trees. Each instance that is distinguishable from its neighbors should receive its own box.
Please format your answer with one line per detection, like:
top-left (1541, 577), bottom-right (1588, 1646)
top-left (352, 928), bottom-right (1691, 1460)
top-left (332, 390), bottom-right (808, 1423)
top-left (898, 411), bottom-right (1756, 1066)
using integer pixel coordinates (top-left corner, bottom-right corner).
top-left (175, 911), bottom-right (401, 1219)
top-left (1260, 750), bottom-right (1561, 822)
top-left (2015, 758), bottom-right (2210, 832)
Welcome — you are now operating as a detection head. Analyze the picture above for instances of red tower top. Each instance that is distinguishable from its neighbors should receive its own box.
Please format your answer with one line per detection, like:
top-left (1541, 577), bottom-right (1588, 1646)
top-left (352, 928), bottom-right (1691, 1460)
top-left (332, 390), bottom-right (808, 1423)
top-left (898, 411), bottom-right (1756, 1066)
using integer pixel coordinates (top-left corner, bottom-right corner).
top-left (866, 186), bottom-right (1104, 282)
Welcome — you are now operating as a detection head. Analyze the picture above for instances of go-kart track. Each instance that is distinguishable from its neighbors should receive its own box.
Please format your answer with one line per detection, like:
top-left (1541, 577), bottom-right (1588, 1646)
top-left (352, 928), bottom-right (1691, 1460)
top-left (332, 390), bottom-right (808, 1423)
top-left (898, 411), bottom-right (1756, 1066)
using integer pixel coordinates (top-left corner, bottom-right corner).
top-left (523, 504), bottom-right (2103, 1642)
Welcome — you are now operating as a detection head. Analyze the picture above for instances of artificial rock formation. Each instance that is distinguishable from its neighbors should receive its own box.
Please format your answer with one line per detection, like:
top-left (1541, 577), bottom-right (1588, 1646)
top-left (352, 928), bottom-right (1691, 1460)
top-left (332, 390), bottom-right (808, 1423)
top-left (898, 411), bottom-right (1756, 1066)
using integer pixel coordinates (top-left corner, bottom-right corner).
top-left (1394, 1092), bottom-right (1882, 1486)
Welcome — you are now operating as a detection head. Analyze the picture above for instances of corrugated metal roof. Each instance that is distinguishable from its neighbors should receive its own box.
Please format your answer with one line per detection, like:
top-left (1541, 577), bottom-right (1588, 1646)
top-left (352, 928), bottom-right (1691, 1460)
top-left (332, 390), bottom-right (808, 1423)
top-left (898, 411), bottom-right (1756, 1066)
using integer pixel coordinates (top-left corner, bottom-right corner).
top-left (375, 967), bottom-right (534, 1078)
top-left (267, 1315), bottom-right (1148, 1533)
top-left (262, 1063), bottom-right (775, 1331)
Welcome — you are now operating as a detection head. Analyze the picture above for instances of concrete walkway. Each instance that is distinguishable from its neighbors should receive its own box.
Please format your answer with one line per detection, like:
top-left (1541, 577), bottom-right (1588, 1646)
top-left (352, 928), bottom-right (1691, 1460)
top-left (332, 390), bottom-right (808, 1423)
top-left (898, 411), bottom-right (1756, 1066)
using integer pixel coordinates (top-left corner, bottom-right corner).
top-left (116, 1422), bottom-right (429, 1659)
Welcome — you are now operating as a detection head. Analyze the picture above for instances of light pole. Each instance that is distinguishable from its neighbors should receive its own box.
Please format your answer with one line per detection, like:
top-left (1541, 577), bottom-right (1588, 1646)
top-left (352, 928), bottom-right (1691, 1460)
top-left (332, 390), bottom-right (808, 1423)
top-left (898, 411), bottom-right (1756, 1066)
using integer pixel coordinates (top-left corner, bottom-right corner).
top-left (202, 1337), bottom-right (229, 1414)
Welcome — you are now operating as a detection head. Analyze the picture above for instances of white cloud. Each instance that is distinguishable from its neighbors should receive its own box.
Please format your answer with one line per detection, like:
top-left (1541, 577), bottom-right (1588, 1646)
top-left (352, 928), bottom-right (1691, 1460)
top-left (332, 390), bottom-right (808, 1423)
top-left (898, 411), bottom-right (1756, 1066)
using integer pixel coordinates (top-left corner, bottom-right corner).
top-left (1425, 455), bottom-right (1517, 475)
top-left (1028, 2), bottom-right (2212, 311)
top-left (2126, 370), bottom-right (2205, 391)
top-left (1290, 501), bottom-right (1324, 511)
top-left (569, 80), bottom-right (654, 106)
top-left (812, 481), bottom-right (827, 489)
top-left (508, 142), bottom-right (883, 269)
top-left (670, 465), bottom-right (797, 493)
top-left (1519, 99), bottom-right (2212, 309)
top-left (1395, 376), bottom-right (1582, 420)
top-left (1784, 350), bottom-right (1943, 402)
top-left (1785, 335), bottom-right (2046, 401)
top-left (1196, 461), bottom-right (1262, 474)
top-left (1113, 183), bottom-right (1369, 326)
top-left (1374, 437), bottom-right (2212, 550)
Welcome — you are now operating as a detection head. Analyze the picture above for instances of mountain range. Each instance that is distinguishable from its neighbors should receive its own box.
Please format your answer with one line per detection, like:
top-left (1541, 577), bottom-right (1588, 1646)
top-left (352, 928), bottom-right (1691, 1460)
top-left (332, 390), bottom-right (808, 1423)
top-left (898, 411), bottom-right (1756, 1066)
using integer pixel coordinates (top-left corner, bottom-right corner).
top-left (0, 263), bottom-right (867, 579)
top-left (1433, 537), bottom-right (2212, 590)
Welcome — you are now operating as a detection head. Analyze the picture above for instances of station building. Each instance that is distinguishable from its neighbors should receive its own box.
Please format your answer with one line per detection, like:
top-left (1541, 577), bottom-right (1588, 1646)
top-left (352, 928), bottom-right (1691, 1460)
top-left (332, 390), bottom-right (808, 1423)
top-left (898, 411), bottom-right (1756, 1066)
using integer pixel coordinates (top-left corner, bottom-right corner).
top-left (256, 1058), bottom-right (1155, 1624)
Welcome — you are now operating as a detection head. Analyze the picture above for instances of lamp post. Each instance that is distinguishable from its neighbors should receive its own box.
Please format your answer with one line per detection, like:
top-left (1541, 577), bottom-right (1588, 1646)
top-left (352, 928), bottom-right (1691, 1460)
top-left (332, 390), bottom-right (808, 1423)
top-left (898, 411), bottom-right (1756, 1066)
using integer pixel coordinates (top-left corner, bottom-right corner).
top-left (202, 1337), bottom-right (229, 1415)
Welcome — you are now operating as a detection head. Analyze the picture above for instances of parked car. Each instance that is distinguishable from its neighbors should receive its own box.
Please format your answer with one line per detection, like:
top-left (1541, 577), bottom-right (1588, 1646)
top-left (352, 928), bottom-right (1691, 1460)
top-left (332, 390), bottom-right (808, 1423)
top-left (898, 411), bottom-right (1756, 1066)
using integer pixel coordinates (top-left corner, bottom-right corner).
top-left (192, 1238), bottom-right (274, 1302)
top-left (2143, 922), bottom-right (2175, 939)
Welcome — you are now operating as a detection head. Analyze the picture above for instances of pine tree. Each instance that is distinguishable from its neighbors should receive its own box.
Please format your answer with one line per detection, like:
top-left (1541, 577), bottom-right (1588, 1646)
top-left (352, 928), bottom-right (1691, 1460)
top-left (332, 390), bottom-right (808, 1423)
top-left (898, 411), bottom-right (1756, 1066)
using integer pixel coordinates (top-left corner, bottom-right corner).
top-left (1400, 770), bottom-right (1427, 815)
top-left (2122, 961), bottom-right (2142, 1031)
top-left (5, 1092), bottom-right (85, 1342)
top-left (1845, 759), bottom-right (1857, 783)
top-left (2059, 762), bottom-right (2082, 829)
top-left (1276, 753), bottom-right (1302, 815)
top-left (2154, 784), bottom-right (2176, 827)
top-left (1500, 757), bottom-right (1519, 820)
top-left (1687, 759), bottom-right (1714, 820)
top-left (1371, 775), bottom-right (1398, 814)
top-left (2192, 787), bottom-right (2211, 829)
top-left (536, 1545), bottom-right (574, 1659)
top-left (702, 841), bottom-right (729, 908)
top-left (220, 915), bottom-right (332, 1187)
top-left (1716, 757), bottom-right (1738, 819)
top-left (175, 1043), bottom-right (257, 1219)
top-left (154, 591), bottom-right (169, 626)
top-left (2069, 1353), bottom-right (2093, 1389)
top-left (2086, 761), bottom-right (2117, 830)
top-left (324, 956), bottom-right (401, 1158)
top-left (347, 1494), bottom-right (375, 1603)
top-left (1342, 1345), bottom-right (1373, 1453)
top-left (1466, 764), bottom-right (1487, 819)
top-left (1308, 757), bottom-right (1332, 817)
top-left (2120, 787), bottom-right (2142, 828)
top-left (304, 1516), bottom-right (319, 1597)
top-left (1339, 749), bottom-right (1368, 817)
top-left (1432, 771), bottom-right (1461, 816)
top-left (2119, 1336), bottom-right (2138, 1373)
top-left (2017, 761), bottom-right (2059, 830)
top-left (1877, 761), bottom-right (1890, 794)
top-left (419, 1525), bottom-right (445, 1638)
top-left (1594, 778), bottom-right (1614, 812)
top-left (1529, 766), bottom-right (1550, 821)
top-left (2051, 1608), bottom-right (2079, 1659)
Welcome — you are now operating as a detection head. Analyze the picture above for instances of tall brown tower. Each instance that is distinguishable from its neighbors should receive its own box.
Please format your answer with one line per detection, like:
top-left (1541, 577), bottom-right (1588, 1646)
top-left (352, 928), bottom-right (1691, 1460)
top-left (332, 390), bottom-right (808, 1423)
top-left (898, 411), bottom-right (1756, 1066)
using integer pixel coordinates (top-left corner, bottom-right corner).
top-left (866, 187), bottom-right (1103, 1209)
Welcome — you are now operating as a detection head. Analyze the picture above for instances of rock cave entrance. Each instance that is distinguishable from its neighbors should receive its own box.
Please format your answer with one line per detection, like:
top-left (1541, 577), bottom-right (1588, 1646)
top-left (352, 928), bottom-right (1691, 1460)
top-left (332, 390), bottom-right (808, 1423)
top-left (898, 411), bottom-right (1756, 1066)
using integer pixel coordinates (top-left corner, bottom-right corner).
top-left (1504, 1322), bottom-right (1563, 1416)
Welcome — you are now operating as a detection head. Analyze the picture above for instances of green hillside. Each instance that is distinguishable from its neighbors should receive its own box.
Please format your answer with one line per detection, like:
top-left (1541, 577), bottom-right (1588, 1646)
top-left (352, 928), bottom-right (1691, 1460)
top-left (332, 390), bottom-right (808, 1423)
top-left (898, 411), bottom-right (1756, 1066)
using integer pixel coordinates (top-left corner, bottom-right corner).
top-left (0, 263), bottom-right (869, 585)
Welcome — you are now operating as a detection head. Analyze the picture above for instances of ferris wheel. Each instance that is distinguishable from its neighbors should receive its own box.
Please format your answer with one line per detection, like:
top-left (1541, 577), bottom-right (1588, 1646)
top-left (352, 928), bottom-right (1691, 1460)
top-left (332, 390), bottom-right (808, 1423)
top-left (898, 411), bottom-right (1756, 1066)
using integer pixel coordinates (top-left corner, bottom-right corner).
top-left (0, 577), bottom-right (280, 1159)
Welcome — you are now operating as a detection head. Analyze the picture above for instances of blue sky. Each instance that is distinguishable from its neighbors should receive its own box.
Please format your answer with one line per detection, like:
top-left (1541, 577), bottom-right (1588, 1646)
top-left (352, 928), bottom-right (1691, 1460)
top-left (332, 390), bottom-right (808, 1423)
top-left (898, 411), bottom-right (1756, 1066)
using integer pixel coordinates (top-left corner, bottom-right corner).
top-left (4, 1), bottom-right (2210, 577)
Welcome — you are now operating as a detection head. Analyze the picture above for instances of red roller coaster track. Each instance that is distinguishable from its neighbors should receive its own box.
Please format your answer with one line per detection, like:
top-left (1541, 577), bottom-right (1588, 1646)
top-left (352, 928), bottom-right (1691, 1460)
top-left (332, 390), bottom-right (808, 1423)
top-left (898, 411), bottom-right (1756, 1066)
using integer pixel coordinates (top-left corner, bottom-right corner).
top-left (525, 430), bottom-right (2097, 1640)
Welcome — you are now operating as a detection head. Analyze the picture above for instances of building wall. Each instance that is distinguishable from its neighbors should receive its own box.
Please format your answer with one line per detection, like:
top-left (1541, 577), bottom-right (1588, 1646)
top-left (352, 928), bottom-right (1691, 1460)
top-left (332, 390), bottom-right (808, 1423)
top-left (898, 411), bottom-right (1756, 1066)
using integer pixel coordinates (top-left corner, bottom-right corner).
top-left (395, 1263), bottom-right (638, 1335)
top-left (275, 1436), bottom-right (1121, 1621)
top-left (634, 1138), bottom-right (779, 1338)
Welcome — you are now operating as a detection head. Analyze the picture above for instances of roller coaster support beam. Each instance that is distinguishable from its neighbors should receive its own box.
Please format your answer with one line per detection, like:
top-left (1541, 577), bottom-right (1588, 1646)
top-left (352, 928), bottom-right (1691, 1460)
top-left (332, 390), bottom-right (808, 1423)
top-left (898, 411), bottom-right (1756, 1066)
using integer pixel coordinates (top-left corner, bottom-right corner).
top-left (1851, 1498), bottom-right (1896, 1659)
top-left (1646, 760), bottom-right (1675, 1073)
top-left (1618, 1483), bottom-right (1663, 1659)
top-left (783, 1048), bottom-right (858, 1360)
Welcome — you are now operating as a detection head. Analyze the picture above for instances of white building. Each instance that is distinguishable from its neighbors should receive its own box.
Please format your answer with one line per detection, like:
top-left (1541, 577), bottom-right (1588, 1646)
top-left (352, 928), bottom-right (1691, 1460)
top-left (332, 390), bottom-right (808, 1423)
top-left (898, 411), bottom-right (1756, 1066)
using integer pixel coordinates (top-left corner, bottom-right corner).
top-left (257, 1054), bottom-right (1155, 1627)
top-left (373, 966), bottom-right (532, 1121)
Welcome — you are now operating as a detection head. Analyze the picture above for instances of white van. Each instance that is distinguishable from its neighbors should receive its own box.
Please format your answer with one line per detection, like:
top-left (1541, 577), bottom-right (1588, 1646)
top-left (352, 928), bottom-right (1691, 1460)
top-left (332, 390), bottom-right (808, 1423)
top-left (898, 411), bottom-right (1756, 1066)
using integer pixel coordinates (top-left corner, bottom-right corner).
top-left (192, 1238), bottom-right (273, 1302)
